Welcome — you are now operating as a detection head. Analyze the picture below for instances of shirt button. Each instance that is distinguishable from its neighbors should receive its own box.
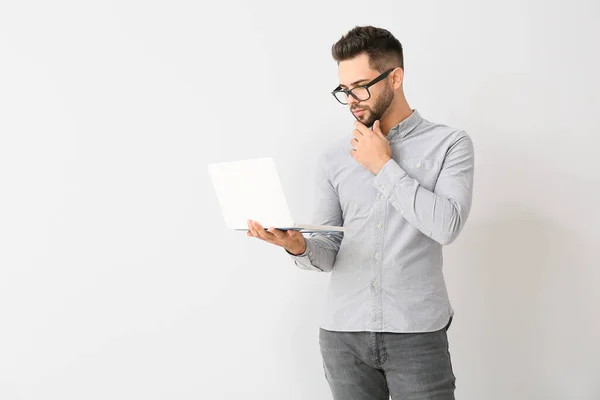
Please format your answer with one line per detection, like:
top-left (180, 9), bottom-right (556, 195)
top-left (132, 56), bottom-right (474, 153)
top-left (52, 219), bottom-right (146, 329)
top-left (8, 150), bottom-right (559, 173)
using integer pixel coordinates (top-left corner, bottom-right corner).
top-left (308, 251), bottom-right (313, 256)
top-left (377, 223), bottom-right (383, 229)
top-left (380, 194), bottom-right (385, 200)
top-left (372, 282), bottom-right (378, 287)
top-left (379, 184), bottom-right (385, 190)
top-left (375, 253), bottom-right (380, 260)
top-left (416, 162), bottom-right (422, 168)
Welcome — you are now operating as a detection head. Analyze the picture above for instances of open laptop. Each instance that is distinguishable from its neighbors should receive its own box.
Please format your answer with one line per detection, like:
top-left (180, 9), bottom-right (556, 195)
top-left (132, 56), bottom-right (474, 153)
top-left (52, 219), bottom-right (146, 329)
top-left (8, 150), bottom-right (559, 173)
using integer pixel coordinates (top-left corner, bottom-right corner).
top-left (207, 157), bottom-right (344, 233)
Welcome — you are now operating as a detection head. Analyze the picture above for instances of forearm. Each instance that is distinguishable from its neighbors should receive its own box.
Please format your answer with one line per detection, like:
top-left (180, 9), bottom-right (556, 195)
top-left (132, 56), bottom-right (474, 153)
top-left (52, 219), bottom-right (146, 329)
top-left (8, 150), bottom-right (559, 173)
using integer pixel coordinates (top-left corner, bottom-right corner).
top-left (375, 163), bottom-right (467, 244)
top-left (373, 134), bottom-right (474, 245)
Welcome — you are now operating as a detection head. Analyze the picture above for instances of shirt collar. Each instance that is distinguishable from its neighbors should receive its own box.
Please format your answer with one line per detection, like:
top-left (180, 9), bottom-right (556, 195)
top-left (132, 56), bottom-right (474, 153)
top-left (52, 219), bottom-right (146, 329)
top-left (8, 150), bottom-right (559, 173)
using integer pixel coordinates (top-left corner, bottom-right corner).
top-left (386, 109), bottom-right (423, 141)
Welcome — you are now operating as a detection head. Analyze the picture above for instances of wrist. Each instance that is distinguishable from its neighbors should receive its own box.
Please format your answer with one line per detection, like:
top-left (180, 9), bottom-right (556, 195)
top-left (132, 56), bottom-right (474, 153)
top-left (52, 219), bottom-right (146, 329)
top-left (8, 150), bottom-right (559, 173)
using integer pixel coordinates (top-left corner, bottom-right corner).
top-left (286, 240), bottom-right (307, 256)
top-left (373, 157), bottom-right (391, 175)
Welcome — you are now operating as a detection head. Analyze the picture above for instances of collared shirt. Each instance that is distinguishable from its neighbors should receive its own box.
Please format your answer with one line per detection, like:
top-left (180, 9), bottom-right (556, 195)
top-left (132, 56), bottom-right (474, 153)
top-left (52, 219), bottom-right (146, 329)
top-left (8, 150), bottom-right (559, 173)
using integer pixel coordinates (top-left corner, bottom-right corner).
top-left (288, 109), bottom-right (475, 333)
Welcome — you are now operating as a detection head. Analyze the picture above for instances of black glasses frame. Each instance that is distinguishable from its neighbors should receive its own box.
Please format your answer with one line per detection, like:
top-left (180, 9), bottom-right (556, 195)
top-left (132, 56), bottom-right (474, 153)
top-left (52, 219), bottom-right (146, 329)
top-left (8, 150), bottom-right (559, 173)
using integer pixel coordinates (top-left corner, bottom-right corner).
top-left (331, 68), bottom-right (395, 105)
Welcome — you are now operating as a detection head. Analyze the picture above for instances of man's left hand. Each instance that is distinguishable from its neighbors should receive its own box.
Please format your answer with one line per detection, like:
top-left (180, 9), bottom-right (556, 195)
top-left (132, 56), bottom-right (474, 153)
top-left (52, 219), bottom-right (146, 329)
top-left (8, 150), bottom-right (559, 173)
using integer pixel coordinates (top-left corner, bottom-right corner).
top-left (350, 120), bottom-right (392, 175)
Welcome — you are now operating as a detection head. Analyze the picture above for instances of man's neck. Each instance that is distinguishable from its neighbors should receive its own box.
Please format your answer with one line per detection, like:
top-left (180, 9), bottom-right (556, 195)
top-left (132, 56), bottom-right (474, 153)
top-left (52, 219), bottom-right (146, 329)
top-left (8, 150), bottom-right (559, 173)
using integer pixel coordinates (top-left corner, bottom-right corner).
top-left (380, 98), bottom-right (413, 136)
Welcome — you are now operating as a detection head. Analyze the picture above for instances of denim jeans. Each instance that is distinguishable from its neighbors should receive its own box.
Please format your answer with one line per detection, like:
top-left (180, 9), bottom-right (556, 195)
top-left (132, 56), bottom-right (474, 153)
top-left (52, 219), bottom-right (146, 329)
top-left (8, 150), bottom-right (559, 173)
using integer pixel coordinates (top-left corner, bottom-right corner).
top-left (319, 318), bottom-right (455, 400)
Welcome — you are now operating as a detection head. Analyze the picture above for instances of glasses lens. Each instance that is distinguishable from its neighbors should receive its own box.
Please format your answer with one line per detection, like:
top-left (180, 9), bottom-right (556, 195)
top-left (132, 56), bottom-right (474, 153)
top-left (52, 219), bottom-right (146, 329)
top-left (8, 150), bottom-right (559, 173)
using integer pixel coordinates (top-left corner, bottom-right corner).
top-left (333, 91), bottom-right (348, 104)
top-left (351, 87), bottom-right (370, 101)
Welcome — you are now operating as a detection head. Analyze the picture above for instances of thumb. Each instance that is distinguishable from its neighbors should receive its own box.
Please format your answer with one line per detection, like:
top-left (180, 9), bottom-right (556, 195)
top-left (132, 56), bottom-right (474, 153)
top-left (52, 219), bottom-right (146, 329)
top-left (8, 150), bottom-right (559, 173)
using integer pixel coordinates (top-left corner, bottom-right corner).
top-left (373, 120), bottom-right (383, 136)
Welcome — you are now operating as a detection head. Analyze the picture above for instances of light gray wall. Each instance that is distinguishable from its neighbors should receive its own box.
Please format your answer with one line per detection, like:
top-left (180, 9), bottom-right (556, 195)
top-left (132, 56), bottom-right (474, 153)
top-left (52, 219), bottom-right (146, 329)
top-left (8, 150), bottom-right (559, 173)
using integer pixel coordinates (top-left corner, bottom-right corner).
top-left (1, 0), bottom-right (598, 399)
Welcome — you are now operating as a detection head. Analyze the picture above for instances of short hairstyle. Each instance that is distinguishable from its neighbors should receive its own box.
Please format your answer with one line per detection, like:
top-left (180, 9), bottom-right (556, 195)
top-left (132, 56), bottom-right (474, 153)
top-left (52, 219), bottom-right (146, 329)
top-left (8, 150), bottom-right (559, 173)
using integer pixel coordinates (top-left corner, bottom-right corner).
top-left (331, 25), bottom-right (404, 72)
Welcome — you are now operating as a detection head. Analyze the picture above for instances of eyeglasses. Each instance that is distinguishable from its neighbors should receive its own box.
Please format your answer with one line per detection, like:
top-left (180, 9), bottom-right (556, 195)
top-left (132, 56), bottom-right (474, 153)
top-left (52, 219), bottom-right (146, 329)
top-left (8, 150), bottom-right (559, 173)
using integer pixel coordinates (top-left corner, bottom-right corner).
top-left (331, 68), bottom-right (395, 105)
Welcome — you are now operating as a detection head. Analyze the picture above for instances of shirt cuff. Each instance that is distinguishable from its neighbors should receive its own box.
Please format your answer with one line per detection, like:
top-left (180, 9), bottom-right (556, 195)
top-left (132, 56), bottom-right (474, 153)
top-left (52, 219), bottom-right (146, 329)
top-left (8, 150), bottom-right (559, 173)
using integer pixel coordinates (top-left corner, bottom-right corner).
top-left (286, 239), bottom-right (322, 271)
top-left (373, 159), bottom-right (408, 198)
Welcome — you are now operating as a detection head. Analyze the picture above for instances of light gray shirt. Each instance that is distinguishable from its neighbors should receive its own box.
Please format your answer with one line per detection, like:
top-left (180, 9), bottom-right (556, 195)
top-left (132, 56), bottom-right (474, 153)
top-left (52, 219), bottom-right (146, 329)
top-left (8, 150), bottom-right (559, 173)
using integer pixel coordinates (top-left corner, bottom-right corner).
top-left (288, 109), bottom-right (475, 333)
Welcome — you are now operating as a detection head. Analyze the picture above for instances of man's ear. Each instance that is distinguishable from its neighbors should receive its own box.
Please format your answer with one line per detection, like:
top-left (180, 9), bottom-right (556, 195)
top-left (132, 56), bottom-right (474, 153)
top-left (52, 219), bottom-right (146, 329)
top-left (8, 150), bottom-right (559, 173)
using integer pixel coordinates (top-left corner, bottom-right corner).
top-left (391, 67), bottom-right (404, 90)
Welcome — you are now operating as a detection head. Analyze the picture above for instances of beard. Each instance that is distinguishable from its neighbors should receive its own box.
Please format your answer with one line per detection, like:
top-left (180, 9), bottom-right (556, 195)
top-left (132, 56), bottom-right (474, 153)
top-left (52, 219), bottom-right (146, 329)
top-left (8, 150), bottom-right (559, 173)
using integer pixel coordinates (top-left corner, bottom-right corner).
top-left (351, 84), bottom-right (394, 128)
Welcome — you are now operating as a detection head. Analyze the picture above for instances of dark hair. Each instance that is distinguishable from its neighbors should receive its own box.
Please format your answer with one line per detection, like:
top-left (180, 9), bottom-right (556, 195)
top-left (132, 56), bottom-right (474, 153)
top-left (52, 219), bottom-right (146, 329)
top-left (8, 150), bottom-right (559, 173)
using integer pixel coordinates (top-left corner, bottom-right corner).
top-left (331, 26), bottom-right (404, 72)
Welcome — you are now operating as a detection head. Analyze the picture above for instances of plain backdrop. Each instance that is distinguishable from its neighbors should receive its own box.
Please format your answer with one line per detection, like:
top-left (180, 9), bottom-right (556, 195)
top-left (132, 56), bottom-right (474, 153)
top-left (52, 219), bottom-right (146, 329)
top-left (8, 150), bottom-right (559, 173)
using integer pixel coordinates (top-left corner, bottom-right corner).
top-left (1, 1), bottom-right (599, 399)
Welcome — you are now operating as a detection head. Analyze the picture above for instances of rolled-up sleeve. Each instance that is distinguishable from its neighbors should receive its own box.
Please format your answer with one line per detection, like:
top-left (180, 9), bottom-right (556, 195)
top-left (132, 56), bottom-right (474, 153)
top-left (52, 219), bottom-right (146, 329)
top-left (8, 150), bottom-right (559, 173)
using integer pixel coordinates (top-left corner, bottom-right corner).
top-left (373, 132), bottom-right (475, 245)
top-left (287, 153), bottom-right (344, 272)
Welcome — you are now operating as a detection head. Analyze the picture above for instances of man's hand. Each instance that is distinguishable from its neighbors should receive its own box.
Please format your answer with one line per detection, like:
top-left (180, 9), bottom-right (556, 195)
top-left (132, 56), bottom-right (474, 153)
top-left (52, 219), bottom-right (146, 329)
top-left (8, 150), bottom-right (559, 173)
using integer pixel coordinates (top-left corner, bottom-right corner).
top-left (350, 120), bottom-right (392, 175)
top-left (246, 219), bottom-right (307, 255)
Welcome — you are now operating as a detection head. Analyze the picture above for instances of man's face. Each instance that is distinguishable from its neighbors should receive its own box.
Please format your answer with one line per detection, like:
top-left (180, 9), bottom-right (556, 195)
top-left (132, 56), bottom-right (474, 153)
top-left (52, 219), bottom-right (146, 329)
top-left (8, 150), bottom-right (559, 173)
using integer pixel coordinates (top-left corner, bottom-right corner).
top-left (337, 53), bottom-right (395, 128)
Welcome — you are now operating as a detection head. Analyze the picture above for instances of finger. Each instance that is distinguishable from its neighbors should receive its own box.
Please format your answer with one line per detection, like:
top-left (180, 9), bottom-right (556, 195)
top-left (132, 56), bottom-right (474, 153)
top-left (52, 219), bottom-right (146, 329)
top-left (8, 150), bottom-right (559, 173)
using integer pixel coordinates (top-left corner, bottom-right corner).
top-left (257, 230), bottom-right (276, 242)
top-left (250, 223), bottom-right (266, 239)
top-left (267, 227), bottom-right (286, 240)
top-left (248, 220), bottom-right (262, 238)
top-left (353, 127), bottom-right (364, 137)
top-left (254, 222), bottom-right (276, 241)
top-left (350, 137), bottom-right (359, 149)
top-left (247, 220), bottom-right (258, 237)
top-left (373, 120), bottom-right (386, 139)
top-left (354, 120), bottom-right (372, 135)
top-left (373, 120), bottom-right (381, 135)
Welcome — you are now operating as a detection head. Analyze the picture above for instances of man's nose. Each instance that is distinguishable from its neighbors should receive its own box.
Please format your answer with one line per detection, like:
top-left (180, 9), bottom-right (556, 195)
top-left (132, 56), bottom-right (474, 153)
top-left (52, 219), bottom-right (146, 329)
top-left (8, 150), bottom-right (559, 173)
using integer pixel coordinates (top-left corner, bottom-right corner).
top-left (347, 95), bottom-right (360, 106)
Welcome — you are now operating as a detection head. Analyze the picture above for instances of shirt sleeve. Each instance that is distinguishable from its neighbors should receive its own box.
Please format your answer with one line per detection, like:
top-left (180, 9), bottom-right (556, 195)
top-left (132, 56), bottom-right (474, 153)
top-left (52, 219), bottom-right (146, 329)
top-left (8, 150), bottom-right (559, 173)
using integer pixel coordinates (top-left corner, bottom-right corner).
top-left (372, 131), bottom-right (475, 245)
top-left (286, 153), bottom-right (344, 272)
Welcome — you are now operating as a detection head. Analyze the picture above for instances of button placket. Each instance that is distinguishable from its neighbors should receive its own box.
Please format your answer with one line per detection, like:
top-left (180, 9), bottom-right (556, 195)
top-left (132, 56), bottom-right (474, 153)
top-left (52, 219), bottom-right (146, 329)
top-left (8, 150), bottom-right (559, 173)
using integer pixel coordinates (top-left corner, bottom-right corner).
top-left (370, 187), bottom-right (386, 329)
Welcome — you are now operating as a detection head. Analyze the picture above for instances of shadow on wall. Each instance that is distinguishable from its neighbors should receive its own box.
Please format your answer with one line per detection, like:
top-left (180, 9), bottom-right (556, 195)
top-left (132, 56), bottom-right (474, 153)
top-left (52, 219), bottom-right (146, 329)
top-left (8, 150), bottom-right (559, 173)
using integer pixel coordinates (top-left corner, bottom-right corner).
top-left (450, 188), bottom-right (599, 399)
top-left (456, 67), bottom-right (600, 399)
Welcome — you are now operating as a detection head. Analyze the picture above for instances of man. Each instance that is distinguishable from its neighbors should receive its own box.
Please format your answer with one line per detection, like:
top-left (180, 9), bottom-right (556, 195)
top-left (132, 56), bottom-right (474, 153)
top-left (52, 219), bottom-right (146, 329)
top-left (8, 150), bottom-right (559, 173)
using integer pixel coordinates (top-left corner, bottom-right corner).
top-left (246, 25), bottom-right (474, 400)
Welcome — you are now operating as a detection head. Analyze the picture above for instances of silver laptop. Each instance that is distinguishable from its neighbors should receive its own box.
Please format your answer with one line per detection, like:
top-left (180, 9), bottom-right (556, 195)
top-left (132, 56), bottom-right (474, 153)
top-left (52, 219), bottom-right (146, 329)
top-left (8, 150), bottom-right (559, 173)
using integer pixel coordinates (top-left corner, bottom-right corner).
top-left (207, 157), bottom-right (344, 233)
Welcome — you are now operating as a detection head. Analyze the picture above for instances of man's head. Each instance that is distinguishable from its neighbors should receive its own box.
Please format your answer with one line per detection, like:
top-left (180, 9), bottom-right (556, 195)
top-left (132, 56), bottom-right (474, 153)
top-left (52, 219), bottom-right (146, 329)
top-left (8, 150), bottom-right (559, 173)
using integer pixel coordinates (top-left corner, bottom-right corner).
top-left (331, 26), bottom-right (404, 128)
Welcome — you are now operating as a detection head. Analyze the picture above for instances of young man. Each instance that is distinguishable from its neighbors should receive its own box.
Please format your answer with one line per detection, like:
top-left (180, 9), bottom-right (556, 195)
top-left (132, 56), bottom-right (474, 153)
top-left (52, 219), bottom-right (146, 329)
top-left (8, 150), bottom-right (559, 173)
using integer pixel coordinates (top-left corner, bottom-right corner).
top-left (246, 25), bottom-right (474, 400)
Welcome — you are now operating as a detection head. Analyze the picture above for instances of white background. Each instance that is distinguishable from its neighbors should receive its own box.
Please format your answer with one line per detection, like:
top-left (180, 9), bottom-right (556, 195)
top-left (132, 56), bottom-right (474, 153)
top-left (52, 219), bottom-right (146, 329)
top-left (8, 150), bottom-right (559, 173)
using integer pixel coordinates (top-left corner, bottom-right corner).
top-left (1, 1), bottom-right (599, 399)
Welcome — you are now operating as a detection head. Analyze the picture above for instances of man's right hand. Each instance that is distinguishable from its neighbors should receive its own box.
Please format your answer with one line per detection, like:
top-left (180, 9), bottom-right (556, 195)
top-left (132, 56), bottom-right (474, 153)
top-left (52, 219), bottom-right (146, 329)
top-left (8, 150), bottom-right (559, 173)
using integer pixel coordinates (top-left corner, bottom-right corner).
top-left (246, 219), bottom-right (307, 255)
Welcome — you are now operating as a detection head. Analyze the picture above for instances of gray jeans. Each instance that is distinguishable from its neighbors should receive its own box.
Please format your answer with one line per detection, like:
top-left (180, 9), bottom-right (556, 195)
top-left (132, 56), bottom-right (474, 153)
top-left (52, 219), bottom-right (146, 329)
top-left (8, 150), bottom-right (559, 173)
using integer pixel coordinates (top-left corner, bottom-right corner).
top-left (319, 318), bottom-right (455, 400)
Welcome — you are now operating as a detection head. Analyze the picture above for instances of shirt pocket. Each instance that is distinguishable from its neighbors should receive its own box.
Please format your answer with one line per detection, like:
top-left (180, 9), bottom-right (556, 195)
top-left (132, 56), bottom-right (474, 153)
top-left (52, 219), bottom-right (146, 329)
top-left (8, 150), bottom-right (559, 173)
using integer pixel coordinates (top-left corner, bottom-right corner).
top-left (398, 158), bottom-right (442, 190)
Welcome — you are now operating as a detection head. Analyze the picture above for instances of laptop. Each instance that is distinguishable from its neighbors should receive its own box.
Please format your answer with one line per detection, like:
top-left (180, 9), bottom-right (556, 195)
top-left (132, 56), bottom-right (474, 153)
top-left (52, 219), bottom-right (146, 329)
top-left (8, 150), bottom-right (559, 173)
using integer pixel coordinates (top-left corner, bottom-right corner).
top-left (207, 157), bottom-right (345, 233)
